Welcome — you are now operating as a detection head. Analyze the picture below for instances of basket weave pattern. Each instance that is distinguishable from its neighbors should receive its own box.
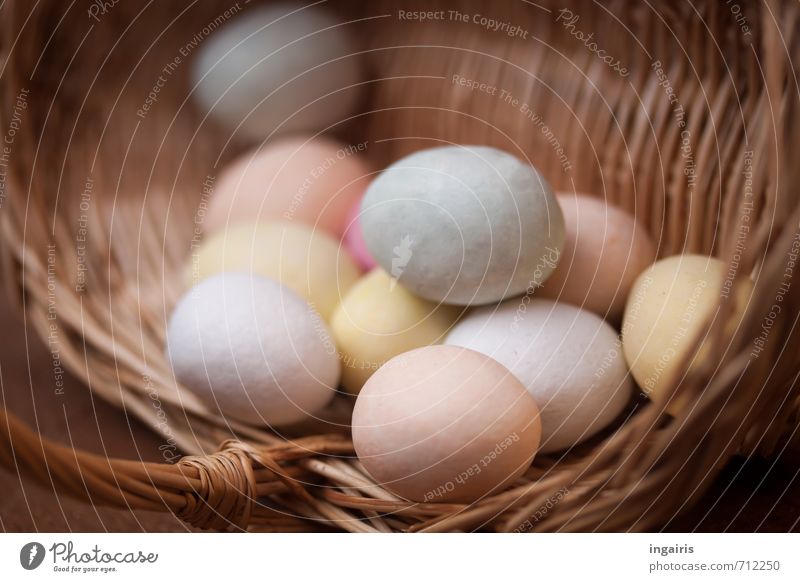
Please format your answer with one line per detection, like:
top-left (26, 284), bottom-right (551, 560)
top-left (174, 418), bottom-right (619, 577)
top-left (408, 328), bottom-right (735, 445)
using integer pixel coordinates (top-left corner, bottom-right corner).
top-left (1, 0), bottom-right (799, 532)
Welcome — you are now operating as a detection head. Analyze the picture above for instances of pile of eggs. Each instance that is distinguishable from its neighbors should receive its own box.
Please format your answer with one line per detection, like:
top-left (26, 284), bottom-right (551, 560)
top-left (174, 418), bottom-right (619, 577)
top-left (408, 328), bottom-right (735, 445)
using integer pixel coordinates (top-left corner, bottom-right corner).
top-left (167, 3), bottom-right (749, 504)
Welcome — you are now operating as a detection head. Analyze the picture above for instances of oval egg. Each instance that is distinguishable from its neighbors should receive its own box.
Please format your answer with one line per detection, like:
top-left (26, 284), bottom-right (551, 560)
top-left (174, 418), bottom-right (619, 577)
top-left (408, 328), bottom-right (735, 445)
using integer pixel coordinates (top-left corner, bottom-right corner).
top-left (360, 145), bottom-right (565, 305)
top-left (166, 272), bottom-right (339, 426)
top-left (189, 220), bottom-right (360, 320)
top-left (539, 193), bottom-right (657, 322)
top-left (191, 2), bottom-right (364, 139)
top-left (621, 254), bottom-right (753, 409)
top-left (205, 136), bottom-right (371, 238)
top-left (342, 194), bottom-right (377, 271)
top-left (352, 345), bottom-right (541, 503)
top-left (446, 299), bottom-right (632, 453)
top-left (331, 269), bottom-right (459, 394)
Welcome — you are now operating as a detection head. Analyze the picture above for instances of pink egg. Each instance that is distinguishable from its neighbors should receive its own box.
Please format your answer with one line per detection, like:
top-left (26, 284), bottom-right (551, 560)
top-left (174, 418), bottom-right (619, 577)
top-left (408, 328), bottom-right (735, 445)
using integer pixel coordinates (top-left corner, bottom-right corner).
top-left (204, 135), bottom-right (371, 238)
top-left (539, 193), bottom-right (657, 322)
top-left (343, 195), bottom-right (377, 271)
top-left (352, 345), bottom-right (541, 503)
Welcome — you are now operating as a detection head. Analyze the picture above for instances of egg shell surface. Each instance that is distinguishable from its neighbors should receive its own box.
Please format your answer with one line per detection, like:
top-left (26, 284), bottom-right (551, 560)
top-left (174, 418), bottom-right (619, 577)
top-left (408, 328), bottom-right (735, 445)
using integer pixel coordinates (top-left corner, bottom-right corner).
top-left (191, 3), bottom-right (363, 139)
top-left (330, 269), bottom-right (460, 394)
top-left (342, 195), bottom-right (377, 271)
top-left (621, 254), bottom-right (753, 409)
top-left (205, 136), bottom-right (371, 238)
top-left (189, 220), bottom-right (360, 321)
top-left (166, 272), bottom-right (339, 426)
top-left (446, 299), bottom-right (632, 453)
top-left (360, 145), bottom-right (565, 305)
top-left (352, 345), bottom-right (541, 503)
top-left (538, 193), bottom-right (657, 322)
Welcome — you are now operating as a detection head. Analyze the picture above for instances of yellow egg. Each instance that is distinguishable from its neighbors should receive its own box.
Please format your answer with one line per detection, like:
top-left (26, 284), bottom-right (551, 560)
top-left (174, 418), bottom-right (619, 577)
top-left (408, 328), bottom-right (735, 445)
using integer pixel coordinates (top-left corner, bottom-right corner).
top-left (621, 254), bottom-right (752, 409)
top-left (330, 269), bottom-right (460, 394)
top-left (189, 220), bottom-right (360, 320)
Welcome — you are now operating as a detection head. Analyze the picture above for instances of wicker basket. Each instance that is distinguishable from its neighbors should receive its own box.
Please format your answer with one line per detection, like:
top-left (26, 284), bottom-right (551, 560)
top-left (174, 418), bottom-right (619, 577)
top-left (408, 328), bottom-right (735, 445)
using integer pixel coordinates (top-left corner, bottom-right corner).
top-left (2, 0), bottom-right (800, 532)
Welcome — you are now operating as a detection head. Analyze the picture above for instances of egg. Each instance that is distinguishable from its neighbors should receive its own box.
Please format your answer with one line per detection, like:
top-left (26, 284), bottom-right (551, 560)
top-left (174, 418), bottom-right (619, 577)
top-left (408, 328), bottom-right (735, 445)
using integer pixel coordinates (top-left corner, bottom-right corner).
top-left (342, 195), bottom-right (377, 271)
top-left (189, 220), bottom-right (360, 320)
top-left (446, 299), bottom-right (632, 453)
top-left (205, 136), bottom-right (371, 238)
top-left (621, 254), bottom-right (752, 408)
top-left (360, 145), bottom-right (565, 305)
top-left (538, 193), bottom-right (657, 322)
top-left (331, 269), bottom-right (459, 394)
top-left (191, 3), bottom-right (364, 139)
top-left (166, 272), bottom-right (338, 426)
top-left (353, 345), bottom-right (541, 503)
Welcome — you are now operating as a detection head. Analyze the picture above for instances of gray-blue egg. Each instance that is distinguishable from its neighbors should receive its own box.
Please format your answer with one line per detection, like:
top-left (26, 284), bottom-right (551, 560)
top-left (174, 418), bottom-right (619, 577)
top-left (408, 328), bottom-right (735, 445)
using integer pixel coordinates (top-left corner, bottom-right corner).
top-left (360, 146), bottom-right (565, 305)
top-left (191, 3), bottom-right (363, 140)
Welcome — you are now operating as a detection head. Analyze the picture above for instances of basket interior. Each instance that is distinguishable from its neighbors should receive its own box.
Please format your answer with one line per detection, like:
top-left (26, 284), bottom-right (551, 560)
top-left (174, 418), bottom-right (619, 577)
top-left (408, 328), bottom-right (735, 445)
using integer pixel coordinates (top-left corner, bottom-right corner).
top-left (2, 0), bottom-right (800, 531)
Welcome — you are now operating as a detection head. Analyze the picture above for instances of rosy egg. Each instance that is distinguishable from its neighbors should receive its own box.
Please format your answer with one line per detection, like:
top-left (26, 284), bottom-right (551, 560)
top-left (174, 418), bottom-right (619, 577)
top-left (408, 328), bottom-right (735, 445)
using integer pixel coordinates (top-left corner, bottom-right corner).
top-left (343, 195), bottom-right (377, 271)
top-left (538, 193), bottom-right (657, 322)
top-left (205, 136), bottom-right (371, 237)
top-left (352, 345), bottom-right (541, 503)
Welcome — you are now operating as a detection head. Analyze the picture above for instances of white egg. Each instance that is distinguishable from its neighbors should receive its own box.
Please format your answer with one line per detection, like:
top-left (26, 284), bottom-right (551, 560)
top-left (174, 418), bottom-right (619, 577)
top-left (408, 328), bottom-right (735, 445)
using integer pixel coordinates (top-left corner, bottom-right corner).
top-left (446, 299), bottom-right (632, 452)
top-left (191, 3), bottom-right (364, 139)
top-left (166, 272), bottom-right (339, 426)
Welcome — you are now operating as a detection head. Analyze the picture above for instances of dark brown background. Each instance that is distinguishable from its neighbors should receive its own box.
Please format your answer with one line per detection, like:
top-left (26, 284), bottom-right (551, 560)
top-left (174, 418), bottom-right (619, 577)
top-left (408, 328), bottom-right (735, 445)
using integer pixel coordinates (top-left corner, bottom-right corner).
top-left (1, 272), bottom-right (798, 532)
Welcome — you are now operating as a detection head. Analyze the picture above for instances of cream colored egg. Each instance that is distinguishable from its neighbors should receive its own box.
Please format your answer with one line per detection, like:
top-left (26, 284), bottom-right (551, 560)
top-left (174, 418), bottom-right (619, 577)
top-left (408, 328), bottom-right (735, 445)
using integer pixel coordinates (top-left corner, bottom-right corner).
top-left (352, 345), bottom-right (542, 503)
top-left (166, 272), bottom-right (339, 426)
top-left (621, 254), bottom-right (752, 408)
top-left (205, 136), bottom-right (371, 238)
top-left (539, 193), bottom-right (657, 322)
top-left (331, 269), bottom-right (460, 394)
top-left (189, 220), bottom-right (360, 320)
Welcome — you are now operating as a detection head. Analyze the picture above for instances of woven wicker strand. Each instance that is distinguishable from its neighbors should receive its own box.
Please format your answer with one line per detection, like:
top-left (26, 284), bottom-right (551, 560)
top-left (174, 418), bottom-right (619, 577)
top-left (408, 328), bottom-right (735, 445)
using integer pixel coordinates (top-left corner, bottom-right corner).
top-left (1, 0), bottom-right (800, 532)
